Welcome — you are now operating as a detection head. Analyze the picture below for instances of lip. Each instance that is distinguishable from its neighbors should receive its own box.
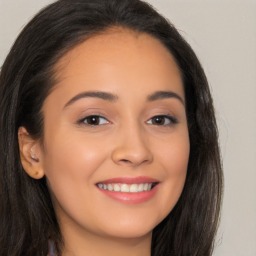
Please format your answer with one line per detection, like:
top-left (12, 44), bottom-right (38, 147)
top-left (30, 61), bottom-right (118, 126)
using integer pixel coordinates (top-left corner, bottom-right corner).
top-left (96, 176), bottom-right (160, 184)
top-left (96, 176), bottom-right (160, 204)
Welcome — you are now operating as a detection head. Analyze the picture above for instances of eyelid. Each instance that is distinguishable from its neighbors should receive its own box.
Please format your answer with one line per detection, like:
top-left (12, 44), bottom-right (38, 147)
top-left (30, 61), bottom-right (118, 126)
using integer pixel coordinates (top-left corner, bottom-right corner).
top-left (76, 112), bottom-right (178, 127)
top-left (77, 114), bottom-right (110, 126)
top-left (146, 115), bottom-right (178, 126)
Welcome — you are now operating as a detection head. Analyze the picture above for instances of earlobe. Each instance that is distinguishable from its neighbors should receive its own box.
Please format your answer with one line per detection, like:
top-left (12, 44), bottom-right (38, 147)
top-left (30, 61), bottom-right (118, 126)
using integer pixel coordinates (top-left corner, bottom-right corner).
top-left (18, 127), bottom-right (45, 179)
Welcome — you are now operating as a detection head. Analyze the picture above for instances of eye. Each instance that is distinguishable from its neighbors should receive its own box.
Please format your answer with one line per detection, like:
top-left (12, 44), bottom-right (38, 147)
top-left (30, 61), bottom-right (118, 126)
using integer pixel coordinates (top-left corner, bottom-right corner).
top-left (79, 115), bottom-right (109, 126)
top-left (146, 115), bottom-right (177, 126)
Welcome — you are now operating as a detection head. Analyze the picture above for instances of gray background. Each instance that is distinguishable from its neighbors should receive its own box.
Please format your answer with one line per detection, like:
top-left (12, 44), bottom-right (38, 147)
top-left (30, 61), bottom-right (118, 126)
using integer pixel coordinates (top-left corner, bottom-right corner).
top-left (0, 0), bottom-right (255, 255)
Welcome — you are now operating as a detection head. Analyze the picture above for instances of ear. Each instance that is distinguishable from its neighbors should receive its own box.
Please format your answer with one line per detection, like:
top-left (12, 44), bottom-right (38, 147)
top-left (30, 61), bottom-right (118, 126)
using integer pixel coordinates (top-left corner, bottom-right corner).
top-left (18, 127), bottom-right (45, 179)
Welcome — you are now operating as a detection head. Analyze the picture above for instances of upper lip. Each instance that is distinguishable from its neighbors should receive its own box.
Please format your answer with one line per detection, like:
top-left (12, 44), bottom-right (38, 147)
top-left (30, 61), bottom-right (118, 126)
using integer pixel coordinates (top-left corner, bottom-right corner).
top-left (96, 176), bottom-right (160, 184)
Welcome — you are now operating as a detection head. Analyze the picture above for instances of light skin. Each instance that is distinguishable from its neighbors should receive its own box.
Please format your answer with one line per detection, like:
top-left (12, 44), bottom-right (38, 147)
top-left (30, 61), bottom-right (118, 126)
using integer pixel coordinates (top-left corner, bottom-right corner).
top-left (19, 28), bottom-right (190, 256)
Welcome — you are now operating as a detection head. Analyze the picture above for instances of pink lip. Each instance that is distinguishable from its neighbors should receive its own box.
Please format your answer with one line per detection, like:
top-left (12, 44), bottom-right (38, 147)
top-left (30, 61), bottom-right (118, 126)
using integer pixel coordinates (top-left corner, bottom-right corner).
top-left (96, 176), bottom-right (160, 204)
top-left (97, 176), bottom-right (159, 184)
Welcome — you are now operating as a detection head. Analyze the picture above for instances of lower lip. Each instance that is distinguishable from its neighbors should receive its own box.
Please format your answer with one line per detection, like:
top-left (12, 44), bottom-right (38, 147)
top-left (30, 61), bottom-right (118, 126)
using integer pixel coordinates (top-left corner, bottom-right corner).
top-left (97, 185), bottom-right (159, 204)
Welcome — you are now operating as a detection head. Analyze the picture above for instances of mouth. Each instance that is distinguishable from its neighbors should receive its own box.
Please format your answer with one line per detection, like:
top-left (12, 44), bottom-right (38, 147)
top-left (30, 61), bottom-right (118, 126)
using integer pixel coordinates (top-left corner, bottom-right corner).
top-left (96, 182), bottom-right (158, 193)
top-left (96, 177), bottom-right (160, 204)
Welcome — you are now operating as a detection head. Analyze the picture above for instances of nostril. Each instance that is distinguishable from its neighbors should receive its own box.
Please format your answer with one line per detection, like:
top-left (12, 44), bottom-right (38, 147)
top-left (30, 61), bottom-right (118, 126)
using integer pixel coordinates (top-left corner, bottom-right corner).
top-left (120, 159), bottom-right (130, 163)
top-left (111, 146), bottom-right (153, 166)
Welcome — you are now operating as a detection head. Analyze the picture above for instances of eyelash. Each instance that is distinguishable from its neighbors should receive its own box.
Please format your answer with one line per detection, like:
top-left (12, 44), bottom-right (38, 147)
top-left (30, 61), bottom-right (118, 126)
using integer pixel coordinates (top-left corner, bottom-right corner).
top-left (78, 115), bottom-right (109, 126)
top-left (146, 115), bottom-right (178, 126)
top-left (78, 115), bottom-right (178, 127)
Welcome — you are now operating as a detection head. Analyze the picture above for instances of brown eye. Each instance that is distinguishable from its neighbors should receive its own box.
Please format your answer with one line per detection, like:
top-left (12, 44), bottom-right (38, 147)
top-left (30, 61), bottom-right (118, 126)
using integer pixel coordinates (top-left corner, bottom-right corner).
top-left (82, 115), bottom-right (109, 126)
top-left (147, 115), bottom-right (177, 126)
top-left (152, 116), bottom-right (166, 125)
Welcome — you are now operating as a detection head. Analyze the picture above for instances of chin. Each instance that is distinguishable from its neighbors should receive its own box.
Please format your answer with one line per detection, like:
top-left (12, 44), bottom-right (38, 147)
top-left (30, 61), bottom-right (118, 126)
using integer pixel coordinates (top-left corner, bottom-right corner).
top-left (97, 216), bottom-right (161, 239)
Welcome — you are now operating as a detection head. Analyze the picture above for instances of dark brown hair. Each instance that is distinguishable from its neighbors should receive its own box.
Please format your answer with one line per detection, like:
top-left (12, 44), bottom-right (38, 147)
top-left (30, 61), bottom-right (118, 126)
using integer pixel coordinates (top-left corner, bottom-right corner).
top-left (0, 0), bottom-right (223, 255)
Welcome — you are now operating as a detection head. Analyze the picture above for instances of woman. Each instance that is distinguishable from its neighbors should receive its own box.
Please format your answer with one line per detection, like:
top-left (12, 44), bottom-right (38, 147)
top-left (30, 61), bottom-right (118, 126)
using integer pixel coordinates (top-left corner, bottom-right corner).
top-left (0, 0), bottom-right (223, 255)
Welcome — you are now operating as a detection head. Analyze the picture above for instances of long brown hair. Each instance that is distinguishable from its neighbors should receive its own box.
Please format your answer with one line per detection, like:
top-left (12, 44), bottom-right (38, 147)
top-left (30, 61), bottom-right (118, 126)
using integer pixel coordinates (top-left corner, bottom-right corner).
top-left (0, 0), bottom-right (223, 255)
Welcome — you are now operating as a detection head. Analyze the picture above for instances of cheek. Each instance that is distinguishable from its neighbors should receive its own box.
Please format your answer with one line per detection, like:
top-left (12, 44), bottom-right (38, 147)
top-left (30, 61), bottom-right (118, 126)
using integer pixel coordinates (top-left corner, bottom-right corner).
top-left (154, 131), bottom-right (190, 212)
top-left (155, 128), bottom-right (190, 173)
top-left (42, 132), bottom-right (108, 198)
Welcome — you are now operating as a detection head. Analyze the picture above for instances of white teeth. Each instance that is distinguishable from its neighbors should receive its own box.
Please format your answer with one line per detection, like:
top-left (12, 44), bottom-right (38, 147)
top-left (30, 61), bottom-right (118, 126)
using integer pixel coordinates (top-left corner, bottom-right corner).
top-left (114, 184), bottom-right (120, 192)
top-left (97, 183), bottom-right (154, 193)
top-left (143, 183), bottom-right (149, 191)
top-left (121, 184), bottom-right (130, 192)
top-left (130, 184), bottom-right (138, 193)
top-left (138, 184), bottom-right (144, 192)
top-left (107, 184), bottom-right (113, 191)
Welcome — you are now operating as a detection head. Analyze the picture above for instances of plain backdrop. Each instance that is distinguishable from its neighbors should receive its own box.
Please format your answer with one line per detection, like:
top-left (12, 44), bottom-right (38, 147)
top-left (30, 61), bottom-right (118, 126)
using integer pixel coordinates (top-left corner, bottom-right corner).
top-left (0, 0), bottom-right (255, 255)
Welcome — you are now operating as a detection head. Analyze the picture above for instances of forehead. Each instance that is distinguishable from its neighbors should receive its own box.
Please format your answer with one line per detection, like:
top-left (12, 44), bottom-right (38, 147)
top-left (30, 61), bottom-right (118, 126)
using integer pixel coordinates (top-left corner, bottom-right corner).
top-left (49, 27), bottom-right (184, 101)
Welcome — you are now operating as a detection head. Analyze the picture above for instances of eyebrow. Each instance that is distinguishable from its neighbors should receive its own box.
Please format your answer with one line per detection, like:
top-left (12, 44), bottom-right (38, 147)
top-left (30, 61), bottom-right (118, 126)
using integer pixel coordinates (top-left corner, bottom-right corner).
top-left (64, 91), bottom-right (118, 108)
top-left (63, 90), bottom-right (184, 109)
top-left (147, 91), bottom-right (184, 105)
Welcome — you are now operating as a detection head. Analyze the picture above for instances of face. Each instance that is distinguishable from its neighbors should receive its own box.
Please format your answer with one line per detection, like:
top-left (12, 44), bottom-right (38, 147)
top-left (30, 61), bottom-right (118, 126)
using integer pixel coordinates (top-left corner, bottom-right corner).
top-left (38, 28), bottom-right (190, 240)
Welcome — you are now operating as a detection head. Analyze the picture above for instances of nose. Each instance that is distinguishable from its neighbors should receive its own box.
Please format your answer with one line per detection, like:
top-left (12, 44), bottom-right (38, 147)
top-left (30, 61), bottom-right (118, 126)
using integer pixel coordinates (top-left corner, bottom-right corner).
top-left (111, 124), bottom-right (153, 167)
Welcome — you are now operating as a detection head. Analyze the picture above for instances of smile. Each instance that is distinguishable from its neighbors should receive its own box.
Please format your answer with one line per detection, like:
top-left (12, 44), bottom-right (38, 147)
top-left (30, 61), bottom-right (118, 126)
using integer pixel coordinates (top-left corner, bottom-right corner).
top-left (97, 183), bottom-right (155, 193)
top-left (96, 177), bottom-right (160, 204)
